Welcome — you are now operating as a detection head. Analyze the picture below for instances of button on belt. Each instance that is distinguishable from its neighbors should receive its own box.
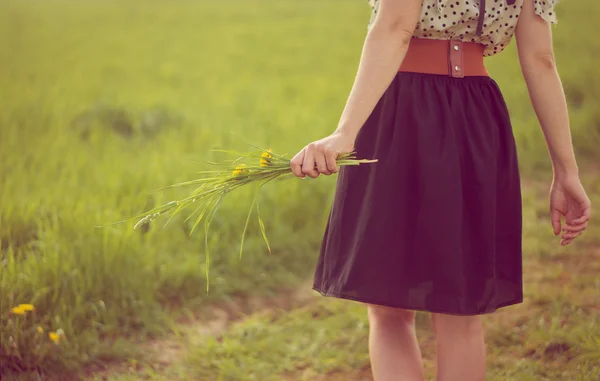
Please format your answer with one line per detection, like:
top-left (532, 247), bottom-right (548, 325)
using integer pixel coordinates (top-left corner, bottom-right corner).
top-left (449, 41), bottom-right (464, 78)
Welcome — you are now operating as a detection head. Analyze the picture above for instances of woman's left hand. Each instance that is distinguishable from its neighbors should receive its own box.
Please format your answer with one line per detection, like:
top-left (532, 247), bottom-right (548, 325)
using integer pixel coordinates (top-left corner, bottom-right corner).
top-left (549, 175), bottom-right (592, 245)
top-left (290, 131), bottom-right (355, 178)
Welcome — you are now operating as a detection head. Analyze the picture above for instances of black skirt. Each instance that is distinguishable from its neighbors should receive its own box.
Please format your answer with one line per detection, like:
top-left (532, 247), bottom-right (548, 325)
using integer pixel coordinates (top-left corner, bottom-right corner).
top-left (312, 71), bottom-right (523, 316)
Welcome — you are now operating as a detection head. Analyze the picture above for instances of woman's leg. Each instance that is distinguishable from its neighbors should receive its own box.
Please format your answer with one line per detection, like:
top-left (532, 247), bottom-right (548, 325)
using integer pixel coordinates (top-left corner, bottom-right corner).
top-left (367, 304), bottom-right (425, 381)
top-left (430, 313), bottom-right (486, 381)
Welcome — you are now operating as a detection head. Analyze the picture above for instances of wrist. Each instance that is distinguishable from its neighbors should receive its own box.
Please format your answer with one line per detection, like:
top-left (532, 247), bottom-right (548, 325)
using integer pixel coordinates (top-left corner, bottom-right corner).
top-left (333, 128), bottom-right (357, 143)
top-left (552, 165), bottom-right (579, 181)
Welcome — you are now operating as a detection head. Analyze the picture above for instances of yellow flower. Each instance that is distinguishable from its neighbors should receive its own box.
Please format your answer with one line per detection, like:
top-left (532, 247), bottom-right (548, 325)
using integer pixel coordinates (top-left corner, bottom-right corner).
top-left (260, 149), bottom-right (273, 167)
top-left (10, 304), bottom-right (34, 315)
top-left (10, 306), bottom-right (26, 315)
top-left (37, 326), bottom-right (44, 334)
top-left (232, 164), bottom-right (247, 177)
top-left (48, 328), bottom-right (64, 344)
top-left (262, 149), bottom-right (272, 158)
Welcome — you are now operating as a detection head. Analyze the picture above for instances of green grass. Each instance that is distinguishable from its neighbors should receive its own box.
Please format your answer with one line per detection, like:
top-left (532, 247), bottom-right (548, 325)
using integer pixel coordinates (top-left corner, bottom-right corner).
top-left (1, 0), bottom-right (599, 380)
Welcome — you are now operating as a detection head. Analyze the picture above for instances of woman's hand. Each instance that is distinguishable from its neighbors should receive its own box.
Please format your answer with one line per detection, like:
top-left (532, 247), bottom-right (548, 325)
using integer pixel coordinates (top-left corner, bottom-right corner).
top-left (549, 175), bottom-right (592, 246)
top-left (290, 131), bottom-right (355, 178)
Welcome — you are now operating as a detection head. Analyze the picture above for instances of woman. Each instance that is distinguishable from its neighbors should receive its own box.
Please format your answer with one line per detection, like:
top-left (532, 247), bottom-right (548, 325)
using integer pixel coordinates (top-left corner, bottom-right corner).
top-left (290, 0), bottom-right (592, 380)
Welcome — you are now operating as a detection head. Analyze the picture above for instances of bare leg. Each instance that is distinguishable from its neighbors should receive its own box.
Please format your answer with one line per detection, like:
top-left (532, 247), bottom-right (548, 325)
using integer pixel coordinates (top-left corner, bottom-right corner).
top-left (431, 313), bottom-right (486, 381)
top-left (367, 304), bottom-right (425, 381)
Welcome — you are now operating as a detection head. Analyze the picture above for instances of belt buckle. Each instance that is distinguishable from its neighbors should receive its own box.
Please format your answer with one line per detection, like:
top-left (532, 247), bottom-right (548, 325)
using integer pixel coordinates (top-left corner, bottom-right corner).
top-left (449, 40), bottom-right (464, 78)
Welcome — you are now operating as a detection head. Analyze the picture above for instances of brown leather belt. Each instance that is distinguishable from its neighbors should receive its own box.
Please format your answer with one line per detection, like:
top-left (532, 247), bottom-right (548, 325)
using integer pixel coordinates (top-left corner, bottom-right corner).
top-left (398, 38), bottom-right (489, 78)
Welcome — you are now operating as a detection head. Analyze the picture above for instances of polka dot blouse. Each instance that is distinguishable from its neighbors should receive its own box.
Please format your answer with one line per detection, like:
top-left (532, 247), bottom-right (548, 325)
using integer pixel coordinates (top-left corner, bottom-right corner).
top-left (367, 0), bottom-right (558, 57)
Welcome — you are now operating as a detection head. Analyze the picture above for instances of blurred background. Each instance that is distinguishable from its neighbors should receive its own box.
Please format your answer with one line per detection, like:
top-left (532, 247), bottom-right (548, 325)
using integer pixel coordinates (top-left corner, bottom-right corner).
top-left (1, 0), bottom-right (599, 380)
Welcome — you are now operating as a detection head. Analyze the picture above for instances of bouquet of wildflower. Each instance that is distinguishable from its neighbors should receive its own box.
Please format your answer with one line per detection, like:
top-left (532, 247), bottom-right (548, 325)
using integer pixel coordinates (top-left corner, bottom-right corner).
top-left (104, 142), bottom-right (376, 291)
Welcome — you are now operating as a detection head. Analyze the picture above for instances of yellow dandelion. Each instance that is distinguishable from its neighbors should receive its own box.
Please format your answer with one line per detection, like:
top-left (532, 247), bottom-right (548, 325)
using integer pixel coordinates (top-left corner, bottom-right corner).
top-left (37, 326), bottom-right (44, 334)
top-left (260, 149), bottom-right (273, 167)
top-left (10, 306), bottom-right (26, 315)
top-left (49, 332), bottom-right (60, 344)
top-left (18, 304), bottom-right (35, 312)
top-left (232, 164), bottom-right (247, 177)
top-left (261, 148), bottom-right (272, 159)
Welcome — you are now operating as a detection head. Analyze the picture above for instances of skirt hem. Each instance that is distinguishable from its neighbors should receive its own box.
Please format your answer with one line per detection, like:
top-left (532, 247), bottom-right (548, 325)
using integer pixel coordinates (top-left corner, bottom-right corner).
top-left (311, 286), bottom-right (523, 316)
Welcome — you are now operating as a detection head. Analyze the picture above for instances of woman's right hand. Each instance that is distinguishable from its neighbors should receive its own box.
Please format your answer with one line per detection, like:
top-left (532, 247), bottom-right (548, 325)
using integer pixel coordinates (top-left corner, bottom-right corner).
top-left (290, 131), bottom-right (355, 178)
top-left (549, 175), bottom-right (592, 246)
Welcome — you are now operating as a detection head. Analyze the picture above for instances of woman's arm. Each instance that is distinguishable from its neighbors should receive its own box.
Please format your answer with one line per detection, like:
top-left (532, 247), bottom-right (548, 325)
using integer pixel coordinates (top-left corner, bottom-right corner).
top-left (333, 0), bottom-right (423, 140)
top-left (515, 0), bottom-right (591, 244)
top-left (290, 0), bottom-right (423, 178)
top-left (514, 0), bottom-right (578, 179)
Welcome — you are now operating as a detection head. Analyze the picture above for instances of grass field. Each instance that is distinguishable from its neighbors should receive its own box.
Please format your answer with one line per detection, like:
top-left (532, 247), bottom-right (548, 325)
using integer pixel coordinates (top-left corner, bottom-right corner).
top-left (1, 0), bottom-right (599, 380)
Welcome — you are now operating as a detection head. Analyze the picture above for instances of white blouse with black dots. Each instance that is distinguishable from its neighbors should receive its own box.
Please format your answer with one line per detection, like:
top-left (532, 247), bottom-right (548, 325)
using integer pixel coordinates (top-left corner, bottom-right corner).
top-left (367, 0), bottom-right (558, 57)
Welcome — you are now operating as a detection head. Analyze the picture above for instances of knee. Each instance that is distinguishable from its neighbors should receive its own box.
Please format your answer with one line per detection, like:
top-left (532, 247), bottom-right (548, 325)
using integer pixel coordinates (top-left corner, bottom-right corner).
top-left (367, 304), bottom-right (416, 327)
top-left (431, 313), bottom-right (483, 337)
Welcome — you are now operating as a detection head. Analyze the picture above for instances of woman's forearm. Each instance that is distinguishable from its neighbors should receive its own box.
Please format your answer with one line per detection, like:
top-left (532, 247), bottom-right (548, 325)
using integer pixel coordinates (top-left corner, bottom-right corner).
top-left (334, 25), bottom-right (413, 141)
top-left (520, 56), bottom-right (579, 178)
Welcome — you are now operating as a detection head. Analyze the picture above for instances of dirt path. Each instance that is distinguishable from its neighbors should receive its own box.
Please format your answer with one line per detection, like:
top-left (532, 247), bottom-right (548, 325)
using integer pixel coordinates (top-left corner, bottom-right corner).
top-left (85, 280), bottom-right (318, 380)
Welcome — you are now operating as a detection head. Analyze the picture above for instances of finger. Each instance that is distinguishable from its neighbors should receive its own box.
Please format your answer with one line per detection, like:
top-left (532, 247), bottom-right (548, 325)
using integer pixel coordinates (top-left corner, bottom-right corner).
top-left (562, 222), bottom-right (587, 233)
top-left (302, 145), bottom-right (319, 178)
top-left (550, 208), bottom-right (562, 236)
top-left (325, 151), bottom-right (338, 173)
top-left (314, 151), bottom-right (331, 175)
top-left (561, 231), bottom-right (582, 240)
top-left (290, 149), bottom-right (306, 178)
top-left (571, 205), bottom-right (591, 224)
top-left (561, 238), bottom-right (575, 246)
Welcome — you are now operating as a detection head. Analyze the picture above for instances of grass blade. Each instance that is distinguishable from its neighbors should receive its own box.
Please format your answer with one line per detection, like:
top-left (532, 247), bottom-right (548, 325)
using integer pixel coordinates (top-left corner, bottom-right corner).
top-left (190, 201), bottom-right (211, 236)
top-left (182, 201), bottom-right (207, 224)
top-left (96, 201), bottom-right (177, 228)
top-left (230, 133), bottom-right (290, 161)
top-left (163, 199), bottom-right (194, 227)
top-left (203, 193), bottom-right (226, 293)
top-left (210, 148), bottom-right (260, 157)
top-left (239, 190), bottom-right (258, 261)
top-left (255, 188), bottom-right (271, 255)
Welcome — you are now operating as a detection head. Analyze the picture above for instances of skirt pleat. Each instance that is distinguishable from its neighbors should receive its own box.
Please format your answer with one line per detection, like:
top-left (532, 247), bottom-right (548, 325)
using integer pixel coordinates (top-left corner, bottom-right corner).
top-left (312, 72), bottom-right (523, 316)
